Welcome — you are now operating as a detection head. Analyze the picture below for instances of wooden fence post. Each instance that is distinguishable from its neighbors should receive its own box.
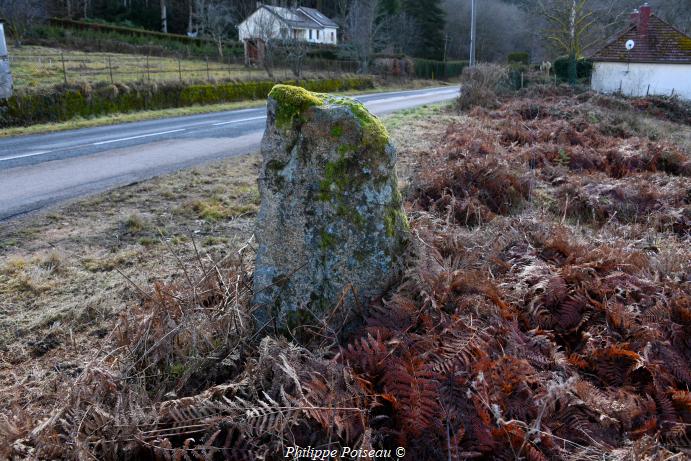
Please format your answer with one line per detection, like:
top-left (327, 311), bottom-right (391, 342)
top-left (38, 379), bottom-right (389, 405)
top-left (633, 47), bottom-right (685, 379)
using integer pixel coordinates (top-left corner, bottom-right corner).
top-left (178, 58), bottom-right (182, 82)
top-left (146, 55), bottom-right (150, 82)
top-left (206, 57), bottom-right (210, 82)
top-left (108, 56), bottom-right (114, 84)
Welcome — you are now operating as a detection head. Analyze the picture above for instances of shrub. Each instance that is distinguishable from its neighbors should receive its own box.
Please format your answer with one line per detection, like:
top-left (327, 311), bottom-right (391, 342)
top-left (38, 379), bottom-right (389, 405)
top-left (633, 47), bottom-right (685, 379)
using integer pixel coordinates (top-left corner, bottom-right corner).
top-left (457, 63), bottom-right (509, 110)
top-left (372, 56), bottom-right (415, 78)
top-left (507, 52), bottom-right (529, 66)
top-left (553, 56), bottom-right (593, 82)
top-left (414, 59), bottom-right (468, 80)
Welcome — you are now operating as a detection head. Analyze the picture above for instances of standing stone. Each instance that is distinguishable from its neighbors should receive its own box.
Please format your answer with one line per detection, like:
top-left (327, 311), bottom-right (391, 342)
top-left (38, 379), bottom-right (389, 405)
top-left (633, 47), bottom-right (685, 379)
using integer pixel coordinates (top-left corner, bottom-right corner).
top-left (253, 85), bottom-right (410, 333)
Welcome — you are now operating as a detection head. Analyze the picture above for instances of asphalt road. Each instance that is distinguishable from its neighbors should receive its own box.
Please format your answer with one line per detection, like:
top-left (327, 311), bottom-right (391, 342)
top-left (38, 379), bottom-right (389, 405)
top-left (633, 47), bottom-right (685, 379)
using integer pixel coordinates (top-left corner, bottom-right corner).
top-left (0, 86), bottom-right (459, 221)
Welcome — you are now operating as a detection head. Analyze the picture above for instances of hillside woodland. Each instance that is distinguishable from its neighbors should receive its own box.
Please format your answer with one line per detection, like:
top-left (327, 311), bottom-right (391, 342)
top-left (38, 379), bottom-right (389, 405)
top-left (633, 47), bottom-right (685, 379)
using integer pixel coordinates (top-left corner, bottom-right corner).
top-left (6, 0), bottom-right (690, 63)
top-left (2, 85), bottom-right (689, 459)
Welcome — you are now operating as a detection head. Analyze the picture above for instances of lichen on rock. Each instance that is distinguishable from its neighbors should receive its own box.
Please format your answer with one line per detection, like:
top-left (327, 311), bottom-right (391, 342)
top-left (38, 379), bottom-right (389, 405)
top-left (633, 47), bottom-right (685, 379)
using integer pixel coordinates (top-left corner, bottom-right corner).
top-left (253, 85), bottom-right (410, 335)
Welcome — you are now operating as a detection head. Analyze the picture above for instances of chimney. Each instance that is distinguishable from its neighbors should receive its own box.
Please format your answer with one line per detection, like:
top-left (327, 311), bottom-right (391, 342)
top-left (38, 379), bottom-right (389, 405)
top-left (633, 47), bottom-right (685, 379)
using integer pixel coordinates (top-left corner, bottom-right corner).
top-left (639, 3), bottom-right (651, 36)
top-left (256, 2), bottom-right (262, 8)
top-left (629, 9), bottom-right (639, 25)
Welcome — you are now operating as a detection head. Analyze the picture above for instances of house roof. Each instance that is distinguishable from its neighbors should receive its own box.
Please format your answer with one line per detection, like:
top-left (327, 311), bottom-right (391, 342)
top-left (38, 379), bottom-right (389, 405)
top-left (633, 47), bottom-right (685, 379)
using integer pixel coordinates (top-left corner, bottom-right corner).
top-left (298, 7), bottom-right (339, 28)
top-left (590, 15), bottom-right (691, 64)
top-left (263, 5), bottom-right (338, 30)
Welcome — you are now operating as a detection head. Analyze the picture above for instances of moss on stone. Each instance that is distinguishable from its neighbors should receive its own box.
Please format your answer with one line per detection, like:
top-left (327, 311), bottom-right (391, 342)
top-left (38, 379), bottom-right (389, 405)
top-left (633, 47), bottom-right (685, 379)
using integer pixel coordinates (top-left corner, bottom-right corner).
top-left (331, 125), bottom-right (343, 138)
top-left (318, 156), bottom-right (353, 201)
top-left (384, 205), bottom-right (410, 237)
top-left (324, 95), bottom-right (390, 151)
top-left (337, 204), bottom-right (366, 228)
top-left (319, 230), bottom-right (337, 250)
top-left (338, 144), bottom-right (355, 156)
top-left (269, 84), bottom-right (325, 130)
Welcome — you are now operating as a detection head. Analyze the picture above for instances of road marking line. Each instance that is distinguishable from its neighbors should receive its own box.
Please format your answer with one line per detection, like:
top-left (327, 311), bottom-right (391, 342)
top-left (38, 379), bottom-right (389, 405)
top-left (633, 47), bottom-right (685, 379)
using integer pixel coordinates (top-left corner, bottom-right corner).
top-left (212, 116), bottom-right (266, 126)
top-left (92, 129), bottom-right (187, 146)
top-left (0, 150), bottom-right (53, 162)
top-left (365, 92), bottom-right (458, 105)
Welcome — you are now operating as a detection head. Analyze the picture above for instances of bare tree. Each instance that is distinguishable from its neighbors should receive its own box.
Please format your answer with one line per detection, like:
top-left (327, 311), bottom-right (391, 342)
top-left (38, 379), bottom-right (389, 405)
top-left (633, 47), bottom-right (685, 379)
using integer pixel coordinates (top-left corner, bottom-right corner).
top-left (386, 11), bottom-right (421, 56)
top-left (0, 0), bottom-right (45, 47)
top-left (240, 7), bottom-right (283, 78)
top-left (194, 0), bottom-right (235, 58)
top-left (282, 37), bottom-right (309, 78)
top-left (539, 0), bottom-right (596, 56)
top-left (343, 0), bottom-right (387, 73)
top-left (538, 0), bottom-right (597, 83)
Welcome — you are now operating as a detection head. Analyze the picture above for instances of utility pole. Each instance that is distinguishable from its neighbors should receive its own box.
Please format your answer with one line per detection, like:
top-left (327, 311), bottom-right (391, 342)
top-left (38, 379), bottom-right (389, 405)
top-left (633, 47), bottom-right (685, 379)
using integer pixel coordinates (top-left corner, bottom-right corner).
top-left (0, 19), bottom-right (13, 100)
top-left (161, 0), bottom-right (168, 33)
top-left (469, 0), bottom-right (477, 67)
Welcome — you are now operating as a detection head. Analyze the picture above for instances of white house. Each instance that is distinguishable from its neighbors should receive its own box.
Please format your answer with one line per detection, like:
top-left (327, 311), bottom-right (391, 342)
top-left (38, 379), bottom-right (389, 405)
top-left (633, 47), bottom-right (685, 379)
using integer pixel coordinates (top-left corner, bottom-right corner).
top-left (238, 4), bottom-right (338, 63)
top-left (590, 4), bottom-right (691, 100)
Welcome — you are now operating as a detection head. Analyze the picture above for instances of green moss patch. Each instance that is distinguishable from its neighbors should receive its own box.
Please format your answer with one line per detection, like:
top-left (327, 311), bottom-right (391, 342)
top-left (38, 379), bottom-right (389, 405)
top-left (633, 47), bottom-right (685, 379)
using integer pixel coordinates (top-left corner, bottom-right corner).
top-left (269, 84), bottom-right (325, 130)
top-left (325, 96), bottom-right (390, 151)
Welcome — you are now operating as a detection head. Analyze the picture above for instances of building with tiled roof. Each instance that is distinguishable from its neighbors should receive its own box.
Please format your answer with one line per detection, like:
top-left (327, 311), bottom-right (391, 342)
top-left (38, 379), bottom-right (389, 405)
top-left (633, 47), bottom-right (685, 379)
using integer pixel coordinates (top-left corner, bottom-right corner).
top-left (238, 3), bottom-right (338, 64)
top-left (590, 4), bottom-right (691, 100)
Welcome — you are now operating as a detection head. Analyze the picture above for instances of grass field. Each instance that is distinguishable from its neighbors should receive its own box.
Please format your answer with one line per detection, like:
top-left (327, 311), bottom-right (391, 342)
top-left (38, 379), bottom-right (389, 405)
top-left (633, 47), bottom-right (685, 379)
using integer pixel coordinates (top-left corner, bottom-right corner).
top-left (8, 45), bottom-right (358, 90)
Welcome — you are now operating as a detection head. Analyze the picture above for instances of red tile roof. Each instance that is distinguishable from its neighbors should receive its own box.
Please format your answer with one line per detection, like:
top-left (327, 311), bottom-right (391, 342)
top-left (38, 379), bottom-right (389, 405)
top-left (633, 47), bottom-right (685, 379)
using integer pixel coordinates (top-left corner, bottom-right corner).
top-left (590, 15), bottom-right (691, 64)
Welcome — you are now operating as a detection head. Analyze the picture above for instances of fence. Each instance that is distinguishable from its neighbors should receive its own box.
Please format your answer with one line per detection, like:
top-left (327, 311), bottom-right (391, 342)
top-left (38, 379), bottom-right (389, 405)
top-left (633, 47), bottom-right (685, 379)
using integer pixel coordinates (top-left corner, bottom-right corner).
top-left (9, 52), bottom-right (361, 90)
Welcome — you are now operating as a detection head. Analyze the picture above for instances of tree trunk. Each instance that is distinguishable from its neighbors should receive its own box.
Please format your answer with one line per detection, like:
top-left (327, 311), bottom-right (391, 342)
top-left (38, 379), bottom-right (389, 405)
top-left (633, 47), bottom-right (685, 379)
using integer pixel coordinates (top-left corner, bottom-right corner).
top-left (568, 0), bottom-right (577, 85)
top-left (568, 52), bottom-right (577, 85)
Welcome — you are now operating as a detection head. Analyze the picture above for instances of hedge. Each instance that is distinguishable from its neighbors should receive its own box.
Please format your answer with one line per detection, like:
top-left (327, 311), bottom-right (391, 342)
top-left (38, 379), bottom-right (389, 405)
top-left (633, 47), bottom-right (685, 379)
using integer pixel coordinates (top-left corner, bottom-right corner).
top-left (0, 76), bottom-right (376, 127)
top-left (554, 56), bottom-right (593, 82)
top-left (507, 52), bottom-right (530, 66)
top-left (414, 59), bottom-right (468, 80)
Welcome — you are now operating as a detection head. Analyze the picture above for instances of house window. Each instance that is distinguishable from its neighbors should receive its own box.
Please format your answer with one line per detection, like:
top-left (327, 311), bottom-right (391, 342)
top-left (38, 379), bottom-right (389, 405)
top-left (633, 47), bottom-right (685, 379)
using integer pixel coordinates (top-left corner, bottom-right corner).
top-left (317, 30), bottom-right (320, 40)
top-left (309, 29), bottom-right (313, 39)
top-left (331, 32), bottom-right (334, 42)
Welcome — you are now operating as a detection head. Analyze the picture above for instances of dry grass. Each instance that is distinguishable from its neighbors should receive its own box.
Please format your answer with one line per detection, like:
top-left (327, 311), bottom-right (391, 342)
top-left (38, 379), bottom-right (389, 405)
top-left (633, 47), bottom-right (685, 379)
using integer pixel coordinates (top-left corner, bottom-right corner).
top-left (8, 45), bottom-right (345, 90)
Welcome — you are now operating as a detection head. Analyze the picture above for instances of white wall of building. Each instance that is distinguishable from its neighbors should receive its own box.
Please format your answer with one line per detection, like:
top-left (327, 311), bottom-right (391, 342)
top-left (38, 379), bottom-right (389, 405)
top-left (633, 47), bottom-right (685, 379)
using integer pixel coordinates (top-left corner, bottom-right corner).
top-left (238, 8), bottom-right (283, 42)
top-left (592, 62), bottom-right (691, 100)
top-left (323, 27), bottom-right (337, 45)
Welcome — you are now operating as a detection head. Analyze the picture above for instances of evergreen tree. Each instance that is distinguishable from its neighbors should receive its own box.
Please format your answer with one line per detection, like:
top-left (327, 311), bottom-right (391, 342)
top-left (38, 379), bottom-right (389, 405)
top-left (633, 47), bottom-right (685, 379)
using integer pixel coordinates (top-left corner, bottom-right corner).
top-left (379, 0), bottom-right (401, 15)
top-left (402, 0), bottom-right (445, 59)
